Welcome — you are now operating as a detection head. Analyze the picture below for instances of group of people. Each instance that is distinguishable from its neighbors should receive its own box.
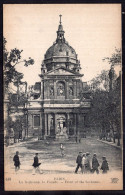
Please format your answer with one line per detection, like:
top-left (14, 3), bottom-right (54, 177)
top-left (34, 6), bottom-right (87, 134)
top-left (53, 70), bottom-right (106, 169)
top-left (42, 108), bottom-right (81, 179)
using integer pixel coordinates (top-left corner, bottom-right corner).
top-left (13, 151), bottom-right (42, 174)
top-left (13, 150), bottom-right (109, 175)
top-left (75, 151), bottom-right (109, 174)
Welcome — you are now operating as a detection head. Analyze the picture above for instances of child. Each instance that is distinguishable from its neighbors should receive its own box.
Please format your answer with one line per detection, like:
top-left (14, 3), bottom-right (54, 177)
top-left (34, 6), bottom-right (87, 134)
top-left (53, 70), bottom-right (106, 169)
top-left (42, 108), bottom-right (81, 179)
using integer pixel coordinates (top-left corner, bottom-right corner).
top-left (101, 156), bottom-right (109, 173)
top-left (75, 151), bottom-right (83, 173)
top-left (92, 153), bottom-right (100, 174)
top-left (60, 143), bottom-right (65, 157)
top-left (13, 151), bottom-right (20, 172)
top-left (32, 153), bottom-right (41, 174)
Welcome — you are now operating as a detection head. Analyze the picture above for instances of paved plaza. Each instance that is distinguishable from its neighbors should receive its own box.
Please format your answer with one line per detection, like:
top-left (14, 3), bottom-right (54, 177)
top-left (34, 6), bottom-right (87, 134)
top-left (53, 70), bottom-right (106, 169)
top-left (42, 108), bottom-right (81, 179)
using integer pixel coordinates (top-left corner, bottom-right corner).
top-left (5, 137), bottom-right (122, 175)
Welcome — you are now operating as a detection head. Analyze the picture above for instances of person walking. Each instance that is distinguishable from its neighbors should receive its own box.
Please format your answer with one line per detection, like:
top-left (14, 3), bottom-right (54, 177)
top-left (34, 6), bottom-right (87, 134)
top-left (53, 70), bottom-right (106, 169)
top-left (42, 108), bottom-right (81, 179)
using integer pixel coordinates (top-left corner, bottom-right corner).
top-left (84, 152), bottom-right (91, 173)
top-left (60, 143), bottom-right (65, 157)
top-left (13, 151), bottom-right (20, 172)
top-left (92, 153), bottom-right (100, 174)
top-left (101, 156), bottom-right (109, 173)
top-left (32, 153), bottom-right (41, 174)
top-left (75, 151), bottom-right (83, 173)
top-left (81, 153), bottom-right (86, 174)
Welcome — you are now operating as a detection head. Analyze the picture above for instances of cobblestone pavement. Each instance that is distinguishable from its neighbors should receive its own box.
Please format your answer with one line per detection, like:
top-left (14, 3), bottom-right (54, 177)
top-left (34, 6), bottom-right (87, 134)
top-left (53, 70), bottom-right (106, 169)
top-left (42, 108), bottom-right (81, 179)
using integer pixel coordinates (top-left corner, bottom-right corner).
top-left (4, 137), bottom-right (122, 175)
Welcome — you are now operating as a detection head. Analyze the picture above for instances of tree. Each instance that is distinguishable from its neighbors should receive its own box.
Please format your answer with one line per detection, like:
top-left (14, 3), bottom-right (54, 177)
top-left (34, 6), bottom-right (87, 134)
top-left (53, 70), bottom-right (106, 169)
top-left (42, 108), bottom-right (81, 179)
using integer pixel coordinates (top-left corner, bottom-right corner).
top-left (87, 48), bottom-right (121, 146)
top-left (103, 48), bottom-right (121, 66)
top-left (4, 37), bottom-right (34, 145)
top-left (89, 70), bottom-right (110, 91)
top-left (3, 37), bottom-right (34, 93)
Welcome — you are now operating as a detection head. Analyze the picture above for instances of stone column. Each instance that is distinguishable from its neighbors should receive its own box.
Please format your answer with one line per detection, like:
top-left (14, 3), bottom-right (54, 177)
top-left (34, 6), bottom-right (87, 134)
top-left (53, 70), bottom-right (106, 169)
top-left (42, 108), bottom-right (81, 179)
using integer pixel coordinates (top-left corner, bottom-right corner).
top-left (54, 113), bottom-right (56, 135)
top-left (76, 80), bottom-right (80, 97)
top-left (47, 113), bottom-right (48, 135)
top-left (41, 112), bottom-right (44, 137)
top-left (44, 80), bottom-right (49, 99)
top-left (82, 115), bottom-right (85, 127)
top-left (54, 81), bottom-right (57, 99)
top-left (48, 114), bottom-right (50, 136)
top-left (73, 80), bottom-right (77, 99)
top-left (41, 80), bottom-right (44, 99)
top-left (66, 80), bottom-right (69, 99)
top-left (44, 113), bottom-right (48, 137)
top-left (46, 81), bottom-right (49, 99)
top-left (76, 113), bottom-right (79, 134)
top-left (77, 113), bottom-right (81, 134)
top-left (32, 114), bottom-right (34, 136)
top-left (67, 113), bottom-right (70, 134)
top-left (74, 113), bottom-right (77, 135)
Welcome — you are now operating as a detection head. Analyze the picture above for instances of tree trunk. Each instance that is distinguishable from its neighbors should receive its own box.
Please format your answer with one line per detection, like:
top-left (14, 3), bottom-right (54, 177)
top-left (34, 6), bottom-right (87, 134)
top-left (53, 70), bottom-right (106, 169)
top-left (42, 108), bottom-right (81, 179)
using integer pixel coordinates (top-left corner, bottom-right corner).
top-left (110, 122), bottom-right (115, 143)
top-left (117, 138), bottom-right (120, 146)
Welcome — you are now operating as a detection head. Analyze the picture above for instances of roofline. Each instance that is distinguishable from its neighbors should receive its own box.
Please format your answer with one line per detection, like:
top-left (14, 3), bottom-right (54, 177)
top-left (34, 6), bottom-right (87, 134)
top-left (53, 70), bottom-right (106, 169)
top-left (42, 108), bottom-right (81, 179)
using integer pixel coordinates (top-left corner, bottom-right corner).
top-left (39, 74), bottom-right (83, 78)
top-left (40, 66), bottom-right (83, 76)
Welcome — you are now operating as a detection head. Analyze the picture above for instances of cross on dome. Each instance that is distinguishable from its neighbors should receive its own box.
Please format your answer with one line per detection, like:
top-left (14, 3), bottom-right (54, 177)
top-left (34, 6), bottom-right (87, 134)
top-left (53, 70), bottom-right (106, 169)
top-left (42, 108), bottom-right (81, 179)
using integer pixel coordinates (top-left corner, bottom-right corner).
top-left (59, 14), bottom-right (62, 24)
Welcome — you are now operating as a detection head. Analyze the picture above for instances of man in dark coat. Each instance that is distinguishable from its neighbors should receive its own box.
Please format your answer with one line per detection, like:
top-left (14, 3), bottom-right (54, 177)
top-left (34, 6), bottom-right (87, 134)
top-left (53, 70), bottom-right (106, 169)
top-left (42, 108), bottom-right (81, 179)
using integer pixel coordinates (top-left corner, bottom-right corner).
top-left (101, 156), bottom-right (109, 173)
top-left (13, 151), bottom-right (20, 171)
top-left (75, 151), bottom-right (83, 173)
top-left (32, 153), bottom-right (41, 168)
top-left (32, 153), bottom-right (41, 174)
top-left (92, 153), bottom-right (100, 174)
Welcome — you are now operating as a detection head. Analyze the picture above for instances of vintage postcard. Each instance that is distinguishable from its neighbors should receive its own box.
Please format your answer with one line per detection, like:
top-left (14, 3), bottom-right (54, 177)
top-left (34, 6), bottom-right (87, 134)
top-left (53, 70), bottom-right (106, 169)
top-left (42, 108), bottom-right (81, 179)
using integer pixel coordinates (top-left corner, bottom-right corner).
top-left (3, 4), bottom-right (122, 190)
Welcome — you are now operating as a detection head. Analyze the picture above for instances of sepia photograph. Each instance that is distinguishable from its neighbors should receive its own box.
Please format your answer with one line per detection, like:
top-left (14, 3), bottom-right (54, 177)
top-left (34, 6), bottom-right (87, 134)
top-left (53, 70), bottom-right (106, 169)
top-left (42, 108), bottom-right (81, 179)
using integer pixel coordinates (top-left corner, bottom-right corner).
top-left (3, 4), bottom-right (122, 190)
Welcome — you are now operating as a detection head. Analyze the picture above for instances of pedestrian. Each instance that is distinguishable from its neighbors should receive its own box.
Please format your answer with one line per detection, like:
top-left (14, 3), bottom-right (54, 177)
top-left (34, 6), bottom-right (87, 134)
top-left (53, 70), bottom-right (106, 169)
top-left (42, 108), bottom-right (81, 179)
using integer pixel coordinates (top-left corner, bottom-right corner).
top-left (101, 156), bottom-right (109, 173)
top-left (84, 152), bottom-right (91, 173)
top-left (60, 143), bottom-right (65, 157)
top-left (75, 151), bottom-right (83, 173)
top-left (81, 153), bottom-right (86, 173)
top-left (32, 153), bottom-right (41, 174)
top-left (13, 151), bottom-right (20, 172)
top-left (91, 153), bottom-right (100, 174)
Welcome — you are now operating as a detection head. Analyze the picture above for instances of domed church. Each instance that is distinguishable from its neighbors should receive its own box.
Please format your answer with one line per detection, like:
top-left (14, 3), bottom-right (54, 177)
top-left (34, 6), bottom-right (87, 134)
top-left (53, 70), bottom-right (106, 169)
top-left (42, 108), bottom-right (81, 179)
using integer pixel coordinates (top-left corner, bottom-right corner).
top-left (27, 15), bottom-right (91, 140)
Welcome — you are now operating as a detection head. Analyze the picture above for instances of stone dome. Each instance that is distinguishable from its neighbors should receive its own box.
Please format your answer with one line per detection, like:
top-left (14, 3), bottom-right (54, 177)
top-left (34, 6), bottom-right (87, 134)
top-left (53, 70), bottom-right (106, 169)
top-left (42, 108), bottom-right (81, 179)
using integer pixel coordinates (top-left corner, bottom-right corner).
top-left (45, 42), bottom-right (77, 59)
top-left (41, 16), bottom-right (81, 74)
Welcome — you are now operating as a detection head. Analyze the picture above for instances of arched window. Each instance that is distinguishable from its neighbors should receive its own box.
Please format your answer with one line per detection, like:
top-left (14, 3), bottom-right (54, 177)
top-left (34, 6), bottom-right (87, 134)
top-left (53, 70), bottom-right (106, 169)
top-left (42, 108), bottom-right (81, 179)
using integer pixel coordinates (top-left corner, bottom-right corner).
top-left (57, 81), bottom-right (65, 96)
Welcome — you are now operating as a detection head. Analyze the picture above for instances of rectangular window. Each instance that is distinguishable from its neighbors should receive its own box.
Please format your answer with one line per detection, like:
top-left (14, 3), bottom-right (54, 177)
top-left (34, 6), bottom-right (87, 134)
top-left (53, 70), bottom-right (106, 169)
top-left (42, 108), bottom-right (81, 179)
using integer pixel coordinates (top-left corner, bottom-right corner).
top-left (34, 115), bottom-right (40, 127)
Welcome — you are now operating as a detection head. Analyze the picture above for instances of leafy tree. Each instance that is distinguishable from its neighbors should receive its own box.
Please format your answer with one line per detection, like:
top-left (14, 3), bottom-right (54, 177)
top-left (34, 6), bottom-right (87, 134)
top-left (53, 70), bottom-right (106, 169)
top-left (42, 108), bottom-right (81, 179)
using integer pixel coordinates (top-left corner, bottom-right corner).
top-left (103, 48), bottom-right (121, 66)
top-left (89, 70), bottom-right (110, 91)
top-left (3, 37), bottom-right (34, 93)
top-left (4, 37), bottom-right (34, 145)
top-left (86, 48), bottom-right (121, 146)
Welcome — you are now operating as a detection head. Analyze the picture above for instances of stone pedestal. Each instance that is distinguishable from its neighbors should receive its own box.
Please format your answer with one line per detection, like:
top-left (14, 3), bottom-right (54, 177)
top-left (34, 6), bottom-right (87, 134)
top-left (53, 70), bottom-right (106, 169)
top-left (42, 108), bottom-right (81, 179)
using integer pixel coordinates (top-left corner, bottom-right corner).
top-left (56, 127), bottom-right (69, 141)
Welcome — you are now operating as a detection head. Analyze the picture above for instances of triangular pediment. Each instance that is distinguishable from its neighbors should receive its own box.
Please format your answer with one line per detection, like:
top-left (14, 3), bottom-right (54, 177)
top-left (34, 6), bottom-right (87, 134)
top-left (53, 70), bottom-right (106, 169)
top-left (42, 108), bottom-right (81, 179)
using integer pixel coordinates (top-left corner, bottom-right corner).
top-left (45, 66), bottom-right (82, 76)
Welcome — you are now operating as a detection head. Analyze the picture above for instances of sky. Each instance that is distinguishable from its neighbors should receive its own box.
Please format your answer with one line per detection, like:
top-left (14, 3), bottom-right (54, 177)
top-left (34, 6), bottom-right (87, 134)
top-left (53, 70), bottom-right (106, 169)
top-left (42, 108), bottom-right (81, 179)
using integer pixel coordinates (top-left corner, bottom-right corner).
top-left (3, 4), bottom-right (121, 86)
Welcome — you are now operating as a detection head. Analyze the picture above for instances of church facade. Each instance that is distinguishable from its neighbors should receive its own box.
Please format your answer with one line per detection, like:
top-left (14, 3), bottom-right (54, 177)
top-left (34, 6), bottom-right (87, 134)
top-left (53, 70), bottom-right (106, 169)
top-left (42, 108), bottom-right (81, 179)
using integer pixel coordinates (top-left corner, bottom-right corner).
top-left (26, 17), bottom-right (91, 139)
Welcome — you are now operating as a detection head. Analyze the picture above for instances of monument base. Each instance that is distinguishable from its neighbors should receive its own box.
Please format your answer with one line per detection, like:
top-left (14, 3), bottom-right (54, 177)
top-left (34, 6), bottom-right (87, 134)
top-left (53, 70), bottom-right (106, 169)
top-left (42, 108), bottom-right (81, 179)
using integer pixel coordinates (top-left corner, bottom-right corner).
top-left (55, 127), bottom-right (69, 141)
top-left (56, 134), bottom-right (69, 141)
